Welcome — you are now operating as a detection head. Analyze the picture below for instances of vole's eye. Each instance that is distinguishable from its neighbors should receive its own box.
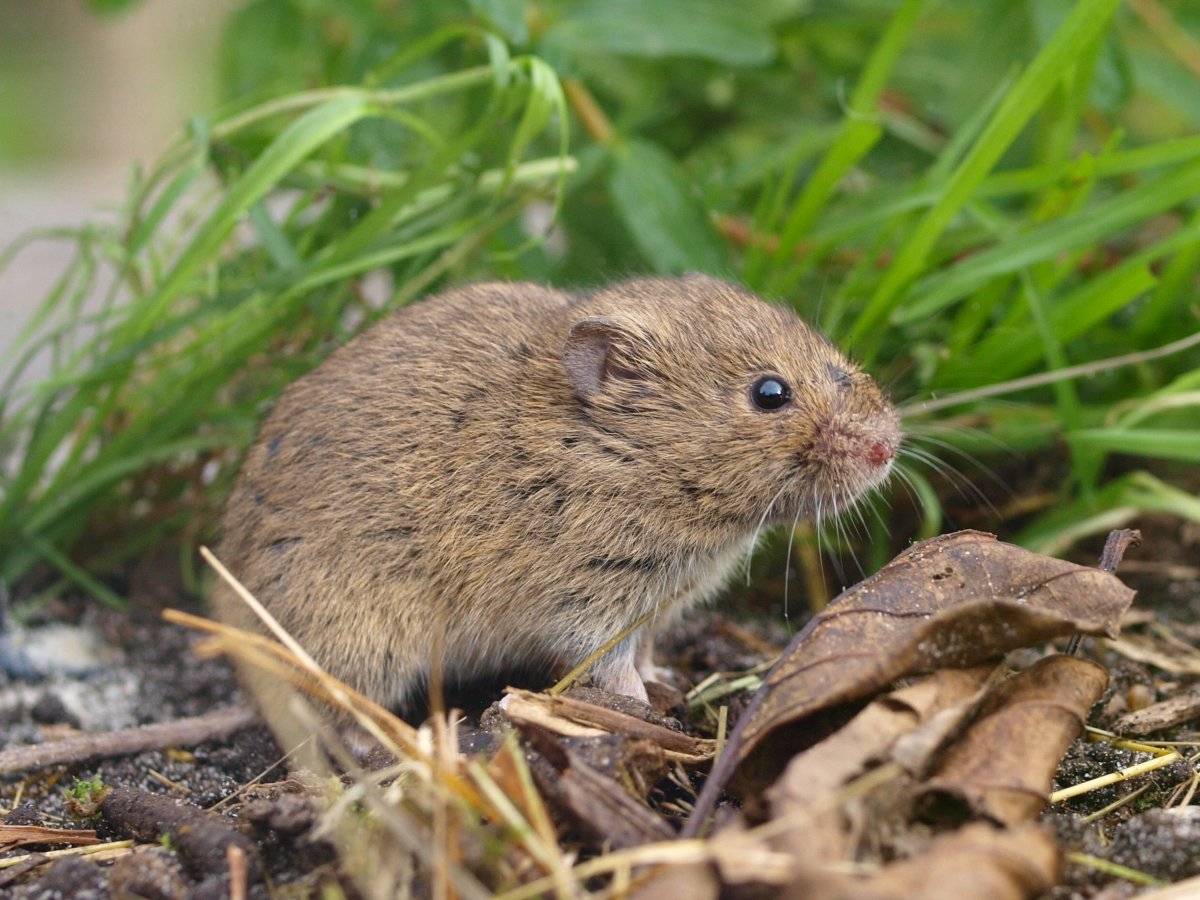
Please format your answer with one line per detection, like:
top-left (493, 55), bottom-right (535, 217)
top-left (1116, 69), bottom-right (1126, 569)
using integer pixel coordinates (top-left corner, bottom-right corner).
top-left (751, 375), bottom-right (791, 411)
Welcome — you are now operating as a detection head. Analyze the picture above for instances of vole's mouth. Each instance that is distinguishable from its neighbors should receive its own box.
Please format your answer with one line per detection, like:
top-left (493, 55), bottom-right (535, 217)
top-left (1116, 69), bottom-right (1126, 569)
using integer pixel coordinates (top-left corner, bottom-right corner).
top-left (866, 437), bottom-right (897, 468)
top-left (798, 420), bottom-right (899, 470)
top-left (783, 417), bottom-right (900, 519)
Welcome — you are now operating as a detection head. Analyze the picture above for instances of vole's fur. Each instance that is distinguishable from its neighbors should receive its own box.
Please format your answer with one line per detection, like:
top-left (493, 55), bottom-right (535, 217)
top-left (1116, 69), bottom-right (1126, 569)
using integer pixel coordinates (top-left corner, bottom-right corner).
top-left (213, 275), bottom-right (898, 708)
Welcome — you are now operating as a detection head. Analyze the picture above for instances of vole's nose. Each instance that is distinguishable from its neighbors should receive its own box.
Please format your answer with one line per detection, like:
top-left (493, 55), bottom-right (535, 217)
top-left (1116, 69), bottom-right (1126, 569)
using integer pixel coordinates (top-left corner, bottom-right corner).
top-left (867, 440), bottom-right (894, 467)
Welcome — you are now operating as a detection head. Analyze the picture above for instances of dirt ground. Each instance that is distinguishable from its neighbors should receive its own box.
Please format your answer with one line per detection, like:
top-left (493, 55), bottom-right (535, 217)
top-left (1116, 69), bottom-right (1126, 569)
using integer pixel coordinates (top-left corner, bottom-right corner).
top-left (1, 515), bottom-right (1198, 897)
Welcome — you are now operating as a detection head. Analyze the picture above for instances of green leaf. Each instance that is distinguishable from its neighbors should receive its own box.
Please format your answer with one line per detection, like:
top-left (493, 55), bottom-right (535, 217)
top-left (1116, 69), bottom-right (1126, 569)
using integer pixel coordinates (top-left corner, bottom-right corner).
top-left (136, 94), bottom-right (372, 338)
top-left (470, 0), bottom-right (529, 44)
top-left (900, 157), bottom-right (1200, 323)
top-left (1019, 473), bottom-right (1200, 556)
top-left (545, 0), bottom-right (774, 66)
top-left (609, 139), bottom-right (730, 274)
top-left (850, 0), bottom-right (1126, 343)
top-left (757, 0), bottom-right (922, 292)
top-left (1069, 428), bottom-right (1200, 463)
top-left (27, 536), bottom-right (127, 610)
top-left (0, 45), bottom-right (571, 595)
top-left (950, 262), bottom-right (1156, 385)
top-left (85, 0), bottom-right (143, 15)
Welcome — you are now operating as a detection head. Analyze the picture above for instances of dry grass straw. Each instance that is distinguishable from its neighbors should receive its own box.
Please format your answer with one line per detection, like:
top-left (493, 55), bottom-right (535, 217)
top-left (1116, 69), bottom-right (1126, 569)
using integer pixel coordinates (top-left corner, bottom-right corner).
top-left (1050, 728), bottom-right (1184, 804)
top-left (0, 840), bottom-right (135, 871)
top-left (175, 547), bottom-right (597, 898)
top-left (180, 545), bottom-right (908, 896)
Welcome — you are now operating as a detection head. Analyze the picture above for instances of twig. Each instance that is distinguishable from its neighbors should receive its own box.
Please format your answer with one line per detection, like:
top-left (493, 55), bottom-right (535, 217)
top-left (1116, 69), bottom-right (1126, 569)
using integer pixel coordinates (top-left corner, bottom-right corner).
top-left (1067, 528), bottom-right (1140, 655)
top-left (0, 840), bottom-right (134, 870)
top-left (0, 707), bottom-right (257, 775)
top-left (101, 786), bottom-right (260, 882)
top-left (901, 330), bottom-right (1200, 415)
top-left (1098, 528), bottom-right (1142, 574)
top-left (562, 79), bottom-right (615, 144)
top-left (1129, 0), bottom-right (1200, 78)
top-left (0, 824), bottom-right (100, 850)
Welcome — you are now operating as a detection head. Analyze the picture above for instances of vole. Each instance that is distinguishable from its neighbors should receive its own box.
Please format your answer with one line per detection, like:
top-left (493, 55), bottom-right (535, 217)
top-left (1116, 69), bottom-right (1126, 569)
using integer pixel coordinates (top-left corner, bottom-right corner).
top-left (213, 275), bottom-right (899, 709)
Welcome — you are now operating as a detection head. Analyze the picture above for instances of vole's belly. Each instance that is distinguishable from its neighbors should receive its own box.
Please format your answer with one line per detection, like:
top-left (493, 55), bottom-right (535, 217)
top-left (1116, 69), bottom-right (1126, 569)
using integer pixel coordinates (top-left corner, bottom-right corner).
top-left (425, 537), bottom-right (752, 679)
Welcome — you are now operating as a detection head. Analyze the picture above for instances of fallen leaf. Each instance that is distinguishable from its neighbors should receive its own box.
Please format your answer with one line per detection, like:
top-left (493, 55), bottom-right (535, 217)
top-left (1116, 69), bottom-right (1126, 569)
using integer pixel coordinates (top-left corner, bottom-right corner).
top-left (1133, 871), bottom-right (1200, 900)
top-left (1103, 634), bottom-right (1200, 676)
top-left (890, 666), bottom-right (1006, 777)
top-left (762, 666), bottom-right (1005, 875)
top-left (627, 860), bottom-right (719, 899)
top-left (767, 665), bottom-right (999, 824)
top-left (918, 655), bottom-right (1109, 826)
top-left (689, 530), bottom-right (1136, 830)
top-left (798, 822), bottom-right (1061, 900)
top-left (520, 724), bottom-right (675, 849)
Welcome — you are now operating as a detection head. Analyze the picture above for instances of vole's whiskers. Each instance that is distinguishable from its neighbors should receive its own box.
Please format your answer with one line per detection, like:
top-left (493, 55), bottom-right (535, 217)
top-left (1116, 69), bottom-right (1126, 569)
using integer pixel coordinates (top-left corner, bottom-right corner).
top-left (841, 503), bottom-right (867, 581)
top-left (888, 464), bottom-right (922, 511)
top-left (868, 497), bottom-right (890, 532)
top-left (899, 443), bottom-right (998, 517)
top-left (746, 482), bottom-right (791, 586)
top-left (904, 415), bottom-right (1011, 453)
top-left (893, 464), bottom-right (943, 531)
top-left (813, 496), bottom-right (830, 608)
top-left (903, 428), bottom-right (1009, 495)
top-left (782, 509), bottom-right (801, 624)
top-left (826, 518), bottom-right (848, 589)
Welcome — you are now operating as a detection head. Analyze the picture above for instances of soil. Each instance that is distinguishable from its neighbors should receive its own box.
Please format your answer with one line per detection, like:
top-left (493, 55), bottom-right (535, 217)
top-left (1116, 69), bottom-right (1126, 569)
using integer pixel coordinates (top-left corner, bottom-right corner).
top-left (1, 513), bottom-right (1197, 898)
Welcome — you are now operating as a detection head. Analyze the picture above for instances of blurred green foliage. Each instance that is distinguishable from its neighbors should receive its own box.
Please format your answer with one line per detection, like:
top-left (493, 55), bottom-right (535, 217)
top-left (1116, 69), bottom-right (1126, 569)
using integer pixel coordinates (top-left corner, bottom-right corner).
top-left (2, 0), bottom-right (1199, 603)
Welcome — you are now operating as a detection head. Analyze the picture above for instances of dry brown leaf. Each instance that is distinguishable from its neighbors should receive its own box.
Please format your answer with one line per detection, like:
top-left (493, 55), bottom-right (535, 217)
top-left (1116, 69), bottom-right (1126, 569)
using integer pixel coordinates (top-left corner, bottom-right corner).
top-left (692, 815), bottom-right (809, 887)
top-left (1134, 872), bottom-right (1200, 900)
top-left (889, 666), bottom-right (1007, 776)
top-left (767, 665), bottom-right (999, 830)
top-left (690, 530), bottom-right (1135, 826)
top-left (919, 655), bottom-right (1109, 826)
top-left (759, 668), bottom-right (1002, 882)
top-left (520, 724), bottom-right (674, 849)
top-left (790, 822), bottom-right (1061, 900)
top-left (761, 661), bottom-right (1095, 879)
top-left (626, 861), bottom-right (719, 900)
top-left (1103, 634), bottom-right (1200, 676)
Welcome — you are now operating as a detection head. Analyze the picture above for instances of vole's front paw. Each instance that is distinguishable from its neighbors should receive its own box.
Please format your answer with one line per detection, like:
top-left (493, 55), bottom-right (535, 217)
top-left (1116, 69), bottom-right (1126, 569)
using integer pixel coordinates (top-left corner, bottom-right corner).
top-left (591, 656), bottom-right (649, 703)
top-left (635, 658), bottom-right (678, 688)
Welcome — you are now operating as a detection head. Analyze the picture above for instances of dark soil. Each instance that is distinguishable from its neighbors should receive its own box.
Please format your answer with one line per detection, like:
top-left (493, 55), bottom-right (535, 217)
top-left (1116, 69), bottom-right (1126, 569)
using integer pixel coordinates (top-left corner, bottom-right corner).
top-left (1, 513), bottom-right (1197, 897)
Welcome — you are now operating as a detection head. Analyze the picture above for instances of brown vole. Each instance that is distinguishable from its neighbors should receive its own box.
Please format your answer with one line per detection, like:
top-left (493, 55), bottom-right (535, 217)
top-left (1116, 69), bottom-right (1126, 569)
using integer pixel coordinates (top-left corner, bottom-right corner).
top-left (213, 275), bottom-right (899, 708)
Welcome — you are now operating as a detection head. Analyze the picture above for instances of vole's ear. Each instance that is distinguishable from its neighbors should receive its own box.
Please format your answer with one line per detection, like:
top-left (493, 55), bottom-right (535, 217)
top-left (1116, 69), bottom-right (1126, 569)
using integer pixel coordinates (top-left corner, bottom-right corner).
top-left (563, 317), bottom-right (652, 400)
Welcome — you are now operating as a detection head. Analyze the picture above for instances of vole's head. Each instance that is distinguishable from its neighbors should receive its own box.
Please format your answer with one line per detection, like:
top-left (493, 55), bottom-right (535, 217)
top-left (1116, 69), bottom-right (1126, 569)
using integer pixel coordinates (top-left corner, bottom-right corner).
top-left (561, 276), bottom-right (899, 531)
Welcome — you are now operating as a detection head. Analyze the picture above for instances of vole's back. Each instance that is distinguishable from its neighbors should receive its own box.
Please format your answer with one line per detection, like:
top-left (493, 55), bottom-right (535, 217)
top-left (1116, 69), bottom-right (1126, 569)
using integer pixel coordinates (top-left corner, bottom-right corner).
top-left (215, 276), bottom-right (899, 711)
top-left (217, 283), bottom-right (581, 704)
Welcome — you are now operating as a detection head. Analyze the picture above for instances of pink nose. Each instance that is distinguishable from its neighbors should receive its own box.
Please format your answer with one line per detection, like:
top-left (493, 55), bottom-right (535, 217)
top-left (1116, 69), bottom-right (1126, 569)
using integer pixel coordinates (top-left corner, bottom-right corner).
top-left (867, 441), bottom-right (894, 467)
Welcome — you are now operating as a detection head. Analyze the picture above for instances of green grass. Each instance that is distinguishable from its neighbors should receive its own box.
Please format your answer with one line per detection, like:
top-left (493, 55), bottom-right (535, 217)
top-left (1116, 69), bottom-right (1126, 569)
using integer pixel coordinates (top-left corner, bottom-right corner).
top-left (0, 31), bottom-right (569, 601)
top-left (2, 0), bottom-right (1199, 604)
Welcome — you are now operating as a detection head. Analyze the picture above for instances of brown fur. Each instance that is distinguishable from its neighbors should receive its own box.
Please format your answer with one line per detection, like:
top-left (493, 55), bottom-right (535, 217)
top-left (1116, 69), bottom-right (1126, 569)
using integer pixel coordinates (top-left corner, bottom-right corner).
top-left (212, 276), bottom-right (899, 708)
